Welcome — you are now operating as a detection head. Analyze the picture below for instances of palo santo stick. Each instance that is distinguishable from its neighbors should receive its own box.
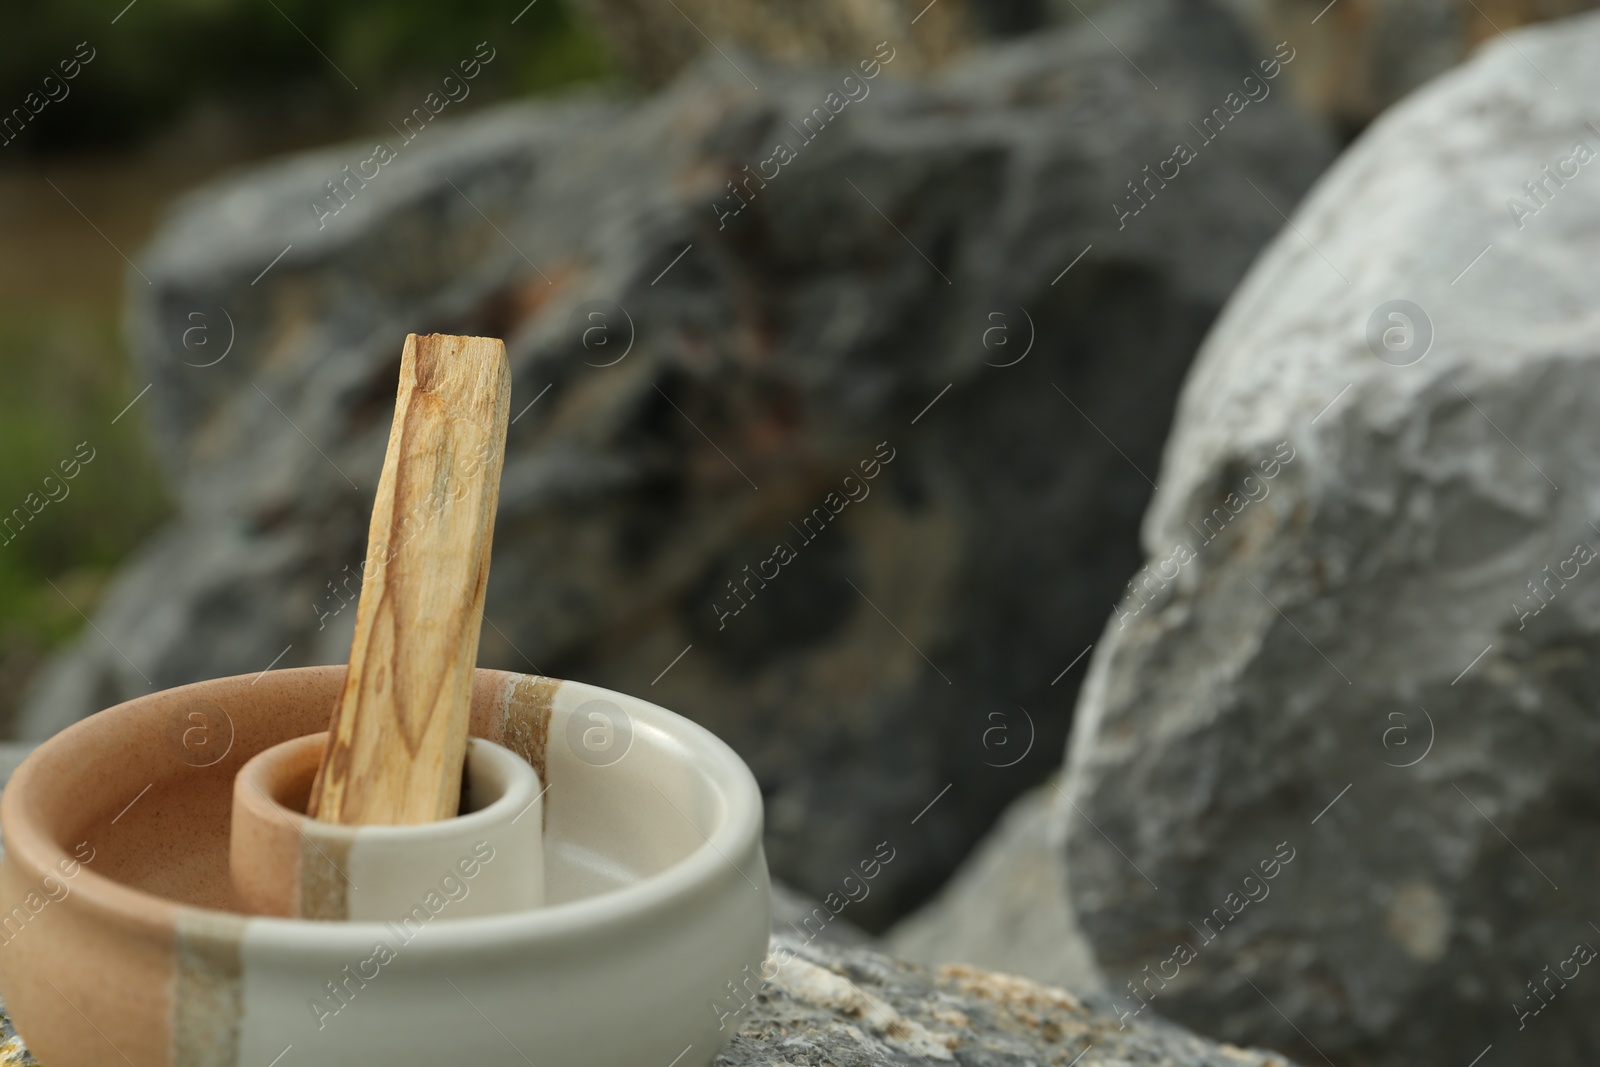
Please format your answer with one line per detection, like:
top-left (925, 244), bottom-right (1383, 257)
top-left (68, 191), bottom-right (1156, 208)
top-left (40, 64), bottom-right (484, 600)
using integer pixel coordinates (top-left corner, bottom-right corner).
top-left (308, 333), bottom-right (512, 825)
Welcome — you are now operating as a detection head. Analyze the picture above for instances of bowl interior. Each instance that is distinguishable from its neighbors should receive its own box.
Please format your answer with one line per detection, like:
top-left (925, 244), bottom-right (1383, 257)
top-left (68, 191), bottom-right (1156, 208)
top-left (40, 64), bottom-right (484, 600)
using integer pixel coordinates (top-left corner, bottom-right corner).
top-left (6, 667), bottom-right (734, 919)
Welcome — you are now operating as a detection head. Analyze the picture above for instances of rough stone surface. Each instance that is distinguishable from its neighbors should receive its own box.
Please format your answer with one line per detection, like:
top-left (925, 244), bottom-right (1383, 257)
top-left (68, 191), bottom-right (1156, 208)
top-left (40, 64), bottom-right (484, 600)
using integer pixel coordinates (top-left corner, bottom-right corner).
top-left (1062, 13), bottom-right (1600, 1067)
top-left (718, 935), bottom-right (1300, 1066)
top-left (0, 1009), bottom-right (30, 1067)
top-left (20, 0), bottom-right (1332, 926)
top-left (887, 782), bottom-right (1104, 992)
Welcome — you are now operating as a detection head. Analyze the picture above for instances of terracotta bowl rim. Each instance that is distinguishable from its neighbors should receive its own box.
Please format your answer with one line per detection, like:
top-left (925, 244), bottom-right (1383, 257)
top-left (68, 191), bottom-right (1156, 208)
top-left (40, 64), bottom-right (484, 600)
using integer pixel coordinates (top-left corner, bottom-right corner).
top-left (1, 666), bottom-right (766, 951)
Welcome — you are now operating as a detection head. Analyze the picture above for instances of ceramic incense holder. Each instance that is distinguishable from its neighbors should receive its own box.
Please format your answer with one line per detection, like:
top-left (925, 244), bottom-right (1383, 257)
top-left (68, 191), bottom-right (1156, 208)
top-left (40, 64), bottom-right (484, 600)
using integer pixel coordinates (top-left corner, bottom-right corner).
top-left (0, 666), bottom-right (771, 1067)
top-left (230, 732), bottom-right (545, 921)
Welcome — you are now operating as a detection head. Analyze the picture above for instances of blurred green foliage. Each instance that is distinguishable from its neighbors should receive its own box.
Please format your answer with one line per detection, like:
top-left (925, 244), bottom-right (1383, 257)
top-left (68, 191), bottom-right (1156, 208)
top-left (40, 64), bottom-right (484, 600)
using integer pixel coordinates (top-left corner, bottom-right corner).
top-left (0, 306), bottom-right (169, 642)
top-left (0, 0), bottom-right (612, 152)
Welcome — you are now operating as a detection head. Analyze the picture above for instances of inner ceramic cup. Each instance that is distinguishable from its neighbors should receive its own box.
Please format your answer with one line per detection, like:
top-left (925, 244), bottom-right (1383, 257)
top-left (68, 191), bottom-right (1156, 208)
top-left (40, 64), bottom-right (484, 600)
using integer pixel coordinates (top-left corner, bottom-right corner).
top-left (0, 667), bottom-right (770, 1067)
top-left (230, 733), bottom-right (544, 920)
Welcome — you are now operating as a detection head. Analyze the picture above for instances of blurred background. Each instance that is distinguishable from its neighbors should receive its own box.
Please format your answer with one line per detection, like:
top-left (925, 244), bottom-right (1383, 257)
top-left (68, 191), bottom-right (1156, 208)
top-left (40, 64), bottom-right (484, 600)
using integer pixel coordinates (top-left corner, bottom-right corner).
top-left (0, 0), bottom-right (611, 728)
top-left (6, 0), bottom-right (1600, 1062)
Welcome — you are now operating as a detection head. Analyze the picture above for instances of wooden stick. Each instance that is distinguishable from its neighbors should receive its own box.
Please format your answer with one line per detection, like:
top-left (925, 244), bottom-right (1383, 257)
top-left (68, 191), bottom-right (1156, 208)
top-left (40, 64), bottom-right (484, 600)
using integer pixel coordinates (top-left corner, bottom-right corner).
top-left (308, 334), bottom-right (512, 825)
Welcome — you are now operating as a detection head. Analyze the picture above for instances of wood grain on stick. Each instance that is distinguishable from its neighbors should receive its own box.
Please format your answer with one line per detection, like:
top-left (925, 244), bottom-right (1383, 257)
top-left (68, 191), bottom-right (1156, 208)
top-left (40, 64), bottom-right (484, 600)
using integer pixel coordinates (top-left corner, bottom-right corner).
top-left (308, 333), bottom-right (512, 825)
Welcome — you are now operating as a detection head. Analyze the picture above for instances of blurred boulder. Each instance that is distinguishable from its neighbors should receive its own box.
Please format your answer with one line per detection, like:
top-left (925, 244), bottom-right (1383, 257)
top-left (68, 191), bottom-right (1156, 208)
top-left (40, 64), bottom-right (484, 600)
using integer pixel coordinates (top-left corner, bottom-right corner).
top-left (772, 880), bottom-right (876, 948)
top-left (1035, 0), bottom-right (1600, 134)
top-left (1062, 12), bottom-right (1600, 1067)
top-left (21, 0), bottom-right (1333, 927)
top-left (886, 782), bottom-right (1103, 990)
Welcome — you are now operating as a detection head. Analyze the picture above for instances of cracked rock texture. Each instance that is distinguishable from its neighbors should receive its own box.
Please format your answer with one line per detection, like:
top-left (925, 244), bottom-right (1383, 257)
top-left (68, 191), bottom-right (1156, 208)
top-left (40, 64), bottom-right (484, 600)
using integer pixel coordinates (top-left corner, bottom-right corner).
top-left (1062, 12), bottom-right (1600, 1067)
top-left (17, 0), bottom-right (1331, 925)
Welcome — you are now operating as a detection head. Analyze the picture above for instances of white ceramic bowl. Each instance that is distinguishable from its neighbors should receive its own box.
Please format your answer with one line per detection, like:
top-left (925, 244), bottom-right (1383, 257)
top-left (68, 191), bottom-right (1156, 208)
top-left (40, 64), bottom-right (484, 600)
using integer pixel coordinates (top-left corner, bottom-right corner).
top-left (0, 667), bottom-right (772, 1067)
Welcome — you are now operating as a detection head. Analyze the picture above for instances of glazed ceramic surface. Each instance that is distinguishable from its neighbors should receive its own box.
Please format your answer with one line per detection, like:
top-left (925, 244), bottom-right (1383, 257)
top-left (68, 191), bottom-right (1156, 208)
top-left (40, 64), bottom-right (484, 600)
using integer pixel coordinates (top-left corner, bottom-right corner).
top-left (230, 733), bottom-right (545, 921)
top-left (0, 668), bottom-right (771, 1067)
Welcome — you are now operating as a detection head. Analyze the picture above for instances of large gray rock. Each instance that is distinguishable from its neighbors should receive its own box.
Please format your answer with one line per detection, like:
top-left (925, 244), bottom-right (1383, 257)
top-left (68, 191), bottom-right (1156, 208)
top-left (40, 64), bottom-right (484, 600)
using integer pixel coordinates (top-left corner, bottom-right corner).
top-left (21, 0), bottom-right (1332, 927)
top-left (1063, 11), bottom-right (1600, 1067)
